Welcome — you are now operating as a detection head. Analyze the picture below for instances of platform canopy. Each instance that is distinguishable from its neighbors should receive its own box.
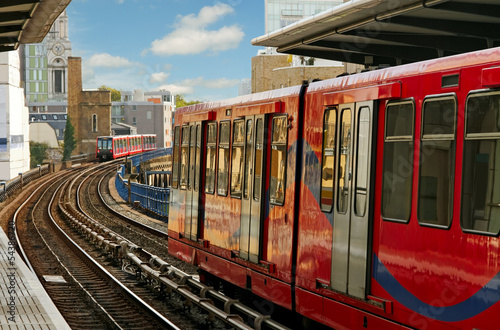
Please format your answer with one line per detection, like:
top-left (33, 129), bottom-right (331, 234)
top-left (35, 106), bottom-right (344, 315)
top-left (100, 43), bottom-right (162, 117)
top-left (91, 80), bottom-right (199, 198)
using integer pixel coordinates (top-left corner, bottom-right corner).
top-left (0, 0), bottom-right (71, 52)
top-left (252, 0), bottom-right (500, 67)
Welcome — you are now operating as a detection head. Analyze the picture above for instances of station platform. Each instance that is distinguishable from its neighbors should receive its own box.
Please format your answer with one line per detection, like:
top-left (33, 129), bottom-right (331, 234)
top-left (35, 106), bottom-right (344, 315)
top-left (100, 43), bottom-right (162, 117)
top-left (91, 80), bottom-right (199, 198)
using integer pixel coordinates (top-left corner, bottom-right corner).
top-left (0, 226), bottom-right (70, 329)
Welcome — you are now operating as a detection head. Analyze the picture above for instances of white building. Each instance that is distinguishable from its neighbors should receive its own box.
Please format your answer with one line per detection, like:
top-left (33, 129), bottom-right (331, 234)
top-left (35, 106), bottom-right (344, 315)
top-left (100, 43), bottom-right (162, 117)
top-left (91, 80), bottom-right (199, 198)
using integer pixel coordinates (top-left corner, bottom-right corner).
top-left (0, 51), bottom-right (30, 180)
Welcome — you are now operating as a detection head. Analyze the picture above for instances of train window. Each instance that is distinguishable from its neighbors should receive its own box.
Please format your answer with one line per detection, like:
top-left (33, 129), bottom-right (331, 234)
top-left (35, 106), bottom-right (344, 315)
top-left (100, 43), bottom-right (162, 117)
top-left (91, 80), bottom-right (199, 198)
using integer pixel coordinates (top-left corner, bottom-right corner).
top-left (418, 96), bottom-right (456, 227)
top-left (180, 126), bottom-right (190, 190)
top-left (382, 101), bottom-right (414, 222)
top-left (172, 126), bottom-right (180, 188)
top-left (462, 91), bottom-right (500, 235)
top-left (243, 119), bottom-right (253, 200)
top-left (337, 109), bottom-right (351, 213)
top-left (97, 139), bottom-right (103, 150)
top-left (321, 108), bottom-right (337, 212)
top-left (231, 119), bottom-right (245, 198)
top-left (270, 115), bottom-right (288, 205)
top-left (355, 107), bottom-right (370, 217)
top-left (218, 121), bottom-right (230, 196)
top-left (205, 123), bottom-right (217, 194)
top-left (253, 118), bottom-right (264, 201)
top-left (189, 126), bottom-right (197, 191)
top-left (107, 139), bottom-right (112, 150)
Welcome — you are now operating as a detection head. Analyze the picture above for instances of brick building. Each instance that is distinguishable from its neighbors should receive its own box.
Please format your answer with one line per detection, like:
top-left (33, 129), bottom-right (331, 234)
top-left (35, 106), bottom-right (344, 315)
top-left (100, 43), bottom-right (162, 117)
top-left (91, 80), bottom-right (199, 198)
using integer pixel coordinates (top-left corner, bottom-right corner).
top-left (68, 57), bottom-right (111, 155)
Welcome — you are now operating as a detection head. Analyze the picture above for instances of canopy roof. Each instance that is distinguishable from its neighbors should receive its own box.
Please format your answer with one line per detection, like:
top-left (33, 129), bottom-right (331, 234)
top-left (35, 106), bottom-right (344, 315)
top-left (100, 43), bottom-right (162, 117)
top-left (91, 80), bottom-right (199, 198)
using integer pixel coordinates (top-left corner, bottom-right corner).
top-left (252, 0), bottom-right (500, 66)
top-left (0, 0), bottom-right (70, 52)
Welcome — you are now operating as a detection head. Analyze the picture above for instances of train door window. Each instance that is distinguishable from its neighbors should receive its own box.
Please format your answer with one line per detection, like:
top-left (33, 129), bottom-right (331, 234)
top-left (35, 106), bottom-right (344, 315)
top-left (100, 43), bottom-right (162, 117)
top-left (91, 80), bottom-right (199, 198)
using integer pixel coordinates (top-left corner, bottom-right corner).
top-left (180, 125), bottom-right (190, 190)
top-left (253, 118), bottom-right (264, 200)
top-left (382, 101), bottom-right (415, 221)
top-left (270, 115), bottom-right (288, 205)
top-left (97, 139), bottom-right (103, 150)
top-left (243, 119), bottom-right (253, 199)
top-left (231, 119), bottom-right (245, 198)
top-left (337, 109), bottom-right (352, 213)
top-left (462, 91), bottom-right (500, 235)
top-left (107, 139), bottom-right (112, 150)
top-left (321, 108), bottom-right (337, 212)
top-left (218, 121), bottom-right (230, 196)
top-left (194, 125), bottom-right (201, 192)
top-left (205, 122), bottom-right (217, 194)
top-left (418, 96), bottom-right (456, 227)
top-left (189, 126), bottom-right (197, 191)
top-left (355, 106), bottom-right (370, 217)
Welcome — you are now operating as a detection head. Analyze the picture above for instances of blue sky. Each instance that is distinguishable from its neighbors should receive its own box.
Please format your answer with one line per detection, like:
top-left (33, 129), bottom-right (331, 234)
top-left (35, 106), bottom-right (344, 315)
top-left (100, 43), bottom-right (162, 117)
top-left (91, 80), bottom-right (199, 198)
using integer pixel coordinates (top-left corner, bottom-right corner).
top-left (67, 0), bottom-right (265, 102)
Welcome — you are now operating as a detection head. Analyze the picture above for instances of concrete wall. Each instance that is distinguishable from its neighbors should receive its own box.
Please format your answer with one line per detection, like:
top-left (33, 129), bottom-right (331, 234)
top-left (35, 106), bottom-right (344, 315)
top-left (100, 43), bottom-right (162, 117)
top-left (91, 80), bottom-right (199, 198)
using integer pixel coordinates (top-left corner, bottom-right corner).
top-left (29, 122), bottom-right (59, 147)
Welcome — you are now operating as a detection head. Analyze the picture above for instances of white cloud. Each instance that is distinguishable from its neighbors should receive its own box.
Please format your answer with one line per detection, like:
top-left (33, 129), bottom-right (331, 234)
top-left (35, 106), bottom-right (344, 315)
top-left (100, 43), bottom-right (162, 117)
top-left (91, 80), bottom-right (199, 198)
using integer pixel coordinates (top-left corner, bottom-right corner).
top-left (149, 72), bottom-right (170, 84)
top-left (202, 78), bottom-right (240, 89)
top-left (86, 53), bottom-right (135, 68)
top-left (156, 84), bottom-right (194, 96)
top-left (149, 3), bottom-right (244, 56)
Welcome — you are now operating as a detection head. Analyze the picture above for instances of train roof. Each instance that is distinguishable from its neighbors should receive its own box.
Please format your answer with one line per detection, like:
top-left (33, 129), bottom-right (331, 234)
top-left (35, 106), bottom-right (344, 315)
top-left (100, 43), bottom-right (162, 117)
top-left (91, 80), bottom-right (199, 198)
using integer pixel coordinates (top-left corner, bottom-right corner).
top-left (252, 0), bottom-right (500, 67)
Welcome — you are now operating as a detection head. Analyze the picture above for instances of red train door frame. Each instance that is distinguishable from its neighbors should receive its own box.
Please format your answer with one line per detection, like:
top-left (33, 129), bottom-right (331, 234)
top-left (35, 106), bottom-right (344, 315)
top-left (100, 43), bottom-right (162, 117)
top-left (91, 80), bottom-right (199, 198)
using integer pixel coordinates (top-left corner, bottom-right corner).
top-left (331, 101), bottom-right (374, 299)
top-left (185, 121), bottom-right (202, 241)
top-left (239, 114), bottom-right (266, 263)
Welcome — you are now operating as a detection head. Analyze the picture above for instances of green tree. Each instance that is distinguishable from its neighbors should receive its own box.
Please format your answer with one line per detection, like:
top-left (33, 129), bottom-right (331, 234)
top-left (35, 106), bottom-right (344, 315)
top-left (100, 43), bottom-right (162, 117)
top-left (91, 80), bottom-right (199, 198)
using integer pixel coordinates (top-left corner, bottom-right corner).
top-left (98, 85), bottom-right (121, 102)
top-left (175, 95), bottom-right (201, 108)
top-left (63, 117), bottom-right (77, 161)
top-left (30, 141), bottom-right (49, 168)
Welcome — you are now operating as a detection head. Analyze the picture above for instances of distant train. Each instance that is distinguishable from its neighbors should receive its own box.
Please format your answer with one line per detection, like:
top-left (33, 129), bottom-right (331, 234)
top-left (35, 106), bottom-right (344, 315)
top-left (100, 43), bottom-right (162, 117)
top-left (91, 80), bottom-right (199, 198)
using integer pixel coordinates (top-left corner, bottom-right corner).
top-left (96, 134), bottom-right (156, 161)
top-left (167, 46), bottom-right (500, 329)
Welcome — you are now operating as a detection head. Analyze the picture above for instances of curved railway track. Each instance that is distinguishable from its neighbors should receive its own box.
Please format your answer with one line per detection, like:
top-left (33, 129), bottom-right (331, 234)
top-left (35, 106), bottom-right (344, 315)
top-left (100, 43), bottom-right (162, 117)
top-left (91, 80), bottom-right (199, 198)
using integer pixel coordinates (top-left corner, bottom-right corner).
top-left (10, 162), bottom-right (291, 330)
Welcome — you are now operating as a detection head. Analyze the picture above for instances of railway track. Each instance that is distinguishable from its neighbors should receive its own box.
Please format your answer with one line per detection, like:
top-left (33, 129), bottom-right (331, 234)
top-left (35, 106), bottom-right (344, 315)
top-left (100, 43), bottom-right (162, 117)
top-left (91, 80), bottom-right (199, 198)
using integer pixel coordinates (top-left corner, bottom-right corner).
top-left (11, 162), bottom-right (291, 329)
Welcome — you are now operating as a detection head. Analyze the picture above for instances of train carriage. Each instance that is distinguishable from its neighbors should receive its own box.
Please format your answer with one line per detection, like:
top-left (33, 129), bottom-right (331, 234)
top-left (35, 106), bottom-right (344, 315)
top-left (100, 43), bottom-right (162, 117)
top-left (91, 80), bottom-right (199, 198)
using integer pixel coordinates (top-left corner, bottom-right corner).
top-left (168, 47), bottom-right (500, 329)
top-left (96, 134), bottom-right (157, 161)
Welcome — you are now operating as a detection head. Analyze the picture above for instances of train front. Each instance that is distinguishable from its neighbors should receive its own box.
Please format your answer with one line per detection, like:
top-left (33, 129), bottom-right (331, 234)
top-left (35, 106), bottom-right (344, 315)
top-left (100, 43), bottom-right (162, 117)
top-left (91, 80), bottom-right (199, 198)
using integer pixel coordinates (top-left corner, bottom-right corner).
top-left (96, 136), bottom-right (114, 161)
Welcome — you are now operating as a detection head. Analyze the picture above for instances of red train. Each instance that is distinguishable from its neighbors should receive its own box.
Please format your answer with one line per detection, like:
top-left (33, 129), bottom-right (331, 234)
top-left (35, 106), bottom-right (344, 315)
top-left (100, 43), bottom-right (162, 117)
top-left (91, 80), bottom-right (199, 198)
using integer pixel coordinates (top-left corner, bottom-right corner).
top-left (168, 46), bottom-right (500, 329)
top-left (96, 134), bottom-right (156, 161)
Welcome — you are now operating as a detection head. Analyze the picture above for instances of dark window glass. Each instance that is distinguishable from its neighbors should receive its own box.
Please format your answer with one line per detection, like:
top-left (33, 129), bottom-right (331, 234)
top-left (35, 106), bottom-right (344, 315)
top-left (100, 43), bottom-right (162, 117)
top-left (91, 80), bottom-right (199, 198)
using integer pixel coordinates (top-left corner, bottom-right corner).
top-left (97, 139), bottom-right (103, 150)
top-left (54, 70), bottom-right (62, 93)
top-left (217, 121), bottom-right (230, 196)
top-left (231, 119), bottom-right (245, 198)
top-left (462, 92), bottom-right (500, 235)
top-left (382, 101), bottom-right (414, 221)
top-left (270, 116), bottom-right (287, 205)
top-left (418, 97), bottom-right (456, 226)
top-left (243, 120), bottom-right (253, 199)
top-left (321, 108), bottom-right (336, 212)
top-left (205, 123), bottom-right (217, 194)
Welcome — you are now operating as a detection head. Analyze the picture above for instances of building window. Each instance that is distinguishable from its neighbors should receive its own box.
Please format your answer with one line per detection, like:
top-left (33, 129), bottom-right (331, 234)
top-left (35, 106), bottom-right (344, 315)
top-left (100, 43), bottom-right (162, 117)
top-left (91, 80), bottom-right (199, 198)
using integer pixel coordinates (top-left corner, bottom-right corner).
top-left (418, 96), bottom-right (456, 227)
top-left (92, 114), bottom-right (98, 132)
top-left (218, 121), bottom-right (230, 196)
top-left (462, 91), bottom-right (500, 235)
top-left (54, 70), bottom-right (63, 93)
top-left (382, 101), bottom-right (414, 221)
top-left (147, 111), bottom-right (152, 120)
top-left (205, 122), bottom-right (217, 194)
top-left (132, 117), bottom-right (137, 125)
top-left (269, 115), bottom-right (288, 205)
top-left (133, 105), bottom-right (137, 111)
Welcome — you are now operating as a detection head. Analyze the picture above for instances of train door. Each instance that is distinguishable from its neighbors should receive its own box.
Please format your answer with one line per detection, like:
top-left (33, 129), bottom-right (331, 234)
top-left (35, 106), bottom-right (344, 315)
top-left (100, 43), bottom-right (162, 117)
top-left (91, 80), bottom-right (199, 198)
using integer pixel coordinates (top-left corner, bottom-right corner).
top-left (240, 115), bottom-right (266, 263)
top-left (331, 101), bottom-right (374, 299)
top-left (185, 122), bottom-right (202, 241)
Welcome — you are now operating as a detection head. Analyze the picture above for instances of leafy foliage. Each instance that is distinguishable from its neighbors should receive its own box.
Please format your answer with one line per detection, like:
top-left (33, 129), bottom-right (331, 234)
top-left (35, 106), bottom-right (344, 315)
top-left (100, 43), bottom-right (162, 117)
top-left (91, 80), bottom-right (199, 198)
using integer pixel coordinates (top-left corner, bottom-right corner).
top-left (63, 117), bottom-right (77, 161)
top-left (30, 141), bottom-right (49, 168)
top-left (175, 95), bottom-right (201, 108)
top-left (98, 85), bottom-right (121, 102)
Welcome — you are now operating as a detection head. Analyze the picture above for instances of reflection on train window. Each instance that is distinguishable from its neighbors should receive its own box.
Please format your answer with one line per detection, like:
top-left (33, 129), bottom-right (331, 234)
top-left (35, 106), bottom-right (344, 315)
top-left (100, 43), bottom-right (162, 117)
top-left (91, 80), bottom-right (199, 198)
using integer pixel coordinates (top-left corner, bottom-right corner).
top-left (243, 119), bottom-right (253, 200)
top-left (254, 119), bottom-right (264, 201)
top-left (337, 109), bottom-right (351, 214)
top-left (231, 119), bottom-right (245, 198)
top-left (382, 101), bottom-right (414, 221)
top-left (270, 115), bottom-right (287, 205)
top-left (205, 122), bottom-right (217, 194)
top-left (321, 108), bottom-right (336, 212)
top-left (180, 125), bottom-right (190, 190)
top-left (462, 92), bottom-right (500, 235)
top-left (418, 97), bottom-right (456, 227)
top-left (217, 121), bottom-right (230, 196)
top-left (355, 107), bottom-right (370, 217)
